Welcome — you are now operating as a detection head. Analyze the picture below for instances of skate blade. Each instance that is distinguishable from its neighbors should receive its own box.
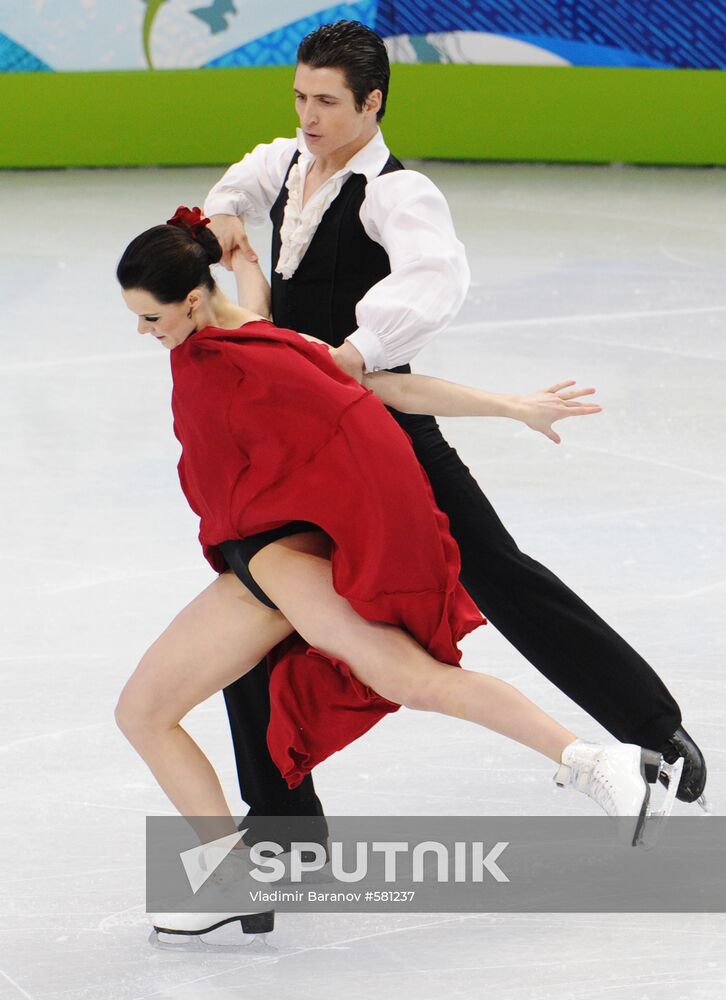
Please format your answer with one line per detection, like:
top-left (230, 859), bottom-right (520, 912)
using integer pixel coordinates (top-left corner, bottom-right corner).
top-left (149, 928), bottom-right (274, 953)
top-left (634, 756), bottom-right (684, 849)
top-left (651, 757), bottom-right (683, 818)
top-left (696, 792), bottom-right (712, 815)
top-left (151, 908), bottom-right (274, 939)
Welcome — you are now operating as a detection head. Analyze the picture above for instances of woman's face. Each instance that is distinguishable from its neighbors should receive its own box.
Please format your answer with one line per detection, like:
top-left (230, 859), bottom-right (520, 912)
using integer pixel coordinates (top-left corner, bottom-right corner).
top-left (122, 288), bottom-right (195, 350)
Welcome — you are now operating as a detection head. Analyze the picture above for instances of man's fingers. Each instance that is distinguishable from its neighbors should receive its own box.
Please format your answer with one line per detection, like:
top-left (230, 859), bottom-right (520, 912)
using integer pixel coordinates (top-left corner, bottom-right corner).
top-left (237, 236), bottom-right (259, 263)
top-left (209, 214), bottom-right (258, 265)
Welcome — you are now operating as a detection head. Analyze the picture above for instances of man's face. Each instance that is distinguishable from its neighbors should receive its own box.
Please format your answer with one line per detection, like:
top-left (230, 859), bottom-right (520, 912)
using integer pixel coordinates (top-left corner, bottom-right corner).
top-left (293, 63), bottom-right (379, 160)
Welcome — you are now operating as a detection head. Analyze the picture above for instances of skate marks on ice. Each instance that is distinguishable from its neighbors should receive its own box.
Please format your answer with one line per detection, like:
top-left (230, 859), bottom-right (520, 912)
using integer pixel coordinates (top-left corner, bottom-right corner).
top-left (120, 914), bottom-right (726, 1000)
top-left (1, 162), bottom-right (724, 999)
top-left (0, 968), bottom-right (35, 1000)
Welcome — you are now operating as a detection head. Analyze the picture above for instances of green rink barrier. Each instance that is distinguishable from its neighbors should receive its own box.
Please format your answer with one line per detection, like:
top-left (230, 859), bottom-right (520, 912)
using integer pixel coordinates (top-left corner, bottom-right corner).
top-left (1, 64), bottom-right (724, 168)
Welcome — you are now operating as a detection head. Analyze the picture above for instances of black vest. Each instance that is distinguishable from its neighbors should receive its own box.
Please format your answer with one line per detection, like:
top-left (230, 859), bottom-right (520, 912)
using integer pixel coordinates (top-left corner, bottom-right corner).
top-left (270, 150), bottom-right (405, 348)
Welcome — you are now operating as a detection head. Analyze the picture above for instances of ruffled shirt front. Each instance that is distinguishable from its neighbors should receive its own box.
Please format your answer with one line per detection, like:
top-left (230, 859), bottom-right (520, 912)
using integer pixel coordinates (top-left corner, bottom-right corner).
top-left (204, 130), bottom-right (470, 373)
top-left (274, 156), bottom-right (348, 280)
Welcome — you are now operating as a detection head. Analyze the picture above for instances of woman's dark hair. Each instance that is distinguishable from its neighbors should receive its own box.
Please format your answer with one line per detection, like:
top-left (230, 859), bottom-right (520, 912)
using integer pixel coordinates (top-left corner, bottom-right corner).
top-left (116, 223), bottom-right (223, 303)
top-left (297, 20), bottom-right (390, 121)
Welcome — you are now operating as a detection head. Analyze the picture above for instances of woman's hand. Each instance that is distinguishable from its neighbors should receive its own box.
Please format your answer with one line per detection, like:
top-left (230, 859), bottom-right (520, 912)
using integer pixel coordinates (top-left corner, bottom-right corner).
top-left (515, 381), bottom-right (602, 444)
top-left (208, 214), bottom-right (258, 270)
top-left (328, 341), bottom-right (365, 383)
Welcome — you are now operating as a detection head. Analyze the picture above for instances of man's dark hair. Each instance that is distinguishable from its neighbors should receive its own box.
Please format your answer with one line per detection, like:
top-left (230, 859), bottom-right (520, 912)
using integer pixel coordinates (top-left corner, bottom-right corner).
top-left (297, 20), bottom-right (390, 121)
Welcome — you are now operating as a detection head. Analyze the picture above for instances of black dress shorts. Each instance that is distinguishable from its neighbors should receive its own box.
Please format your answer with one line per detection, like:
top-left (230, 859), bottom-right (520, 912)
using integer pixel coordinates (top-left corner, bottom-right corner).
top-left (219, 521), bottom-right (321, 610)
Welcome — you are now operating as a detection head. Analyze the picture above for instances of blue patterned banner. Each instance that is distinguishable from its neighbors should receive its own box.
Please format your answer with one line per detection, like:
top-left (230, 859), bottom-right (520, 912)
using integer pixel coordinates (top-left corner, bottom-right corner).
top-left (1, 1), bottom-right (723, 73)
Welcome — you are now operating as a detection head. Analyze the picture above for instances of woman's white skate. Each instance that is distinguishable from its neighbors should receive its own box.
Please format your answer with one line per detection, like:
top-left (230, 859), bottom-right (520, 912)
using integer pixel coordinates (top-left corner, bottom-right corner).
top-left (150, 906), bottom-right (274, 939)
top-left (150, 847), bottom-right (274, 942)
top-left (554, 740), bottom-right (684, 847)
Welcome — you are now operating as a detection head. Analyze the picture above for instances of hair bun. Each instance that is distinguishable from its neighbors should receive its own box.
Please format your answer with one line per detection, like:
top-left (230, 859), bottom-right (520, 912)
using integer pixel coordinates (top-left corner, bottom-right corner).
top-left (166, 205), bottom-right (222, 265)
top-left (194, 225), bottom-right (223, 266)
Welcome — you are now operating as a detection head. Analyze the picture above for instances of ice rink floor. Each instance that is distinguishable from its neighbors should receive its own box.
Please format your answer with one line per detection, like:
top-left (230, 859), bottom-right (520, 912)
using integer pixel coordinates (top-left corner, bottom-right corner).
top-left (1, 160), bottom-right (725, 999)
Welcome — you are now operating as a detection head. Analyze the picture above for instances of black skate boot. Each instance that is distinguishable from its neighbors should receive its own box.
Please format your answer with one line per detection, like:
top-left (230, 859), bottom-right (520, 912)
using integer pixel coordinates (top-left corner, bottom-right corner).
top-left (658, 726), bottom-right (709, 811)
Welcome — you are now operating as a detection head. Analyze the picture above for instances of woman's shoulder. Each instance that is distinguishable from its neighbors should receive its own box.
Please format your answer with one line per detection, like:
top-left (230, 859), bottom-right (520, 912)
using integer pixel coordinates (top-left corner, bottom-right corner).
top-left (175, 321), bottom-right (313, 374)
top-left (176, 319), bottom-right (271, 355)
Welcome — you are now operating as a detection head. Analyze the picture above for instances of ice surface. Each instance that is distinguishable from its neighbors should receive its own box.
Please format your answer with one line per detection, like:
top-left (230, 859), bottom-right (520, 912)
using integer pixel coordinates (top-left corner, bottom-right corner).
top-left (1, 161), bottom-right (724, 999)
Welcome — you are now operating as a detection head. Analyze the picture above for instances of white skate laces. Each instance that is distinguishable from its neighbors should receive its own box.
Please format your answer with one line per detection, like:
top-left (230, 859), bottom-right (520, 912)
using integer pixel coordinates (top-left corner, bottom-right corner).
top-left (554, 739), bottom-right (684, 847)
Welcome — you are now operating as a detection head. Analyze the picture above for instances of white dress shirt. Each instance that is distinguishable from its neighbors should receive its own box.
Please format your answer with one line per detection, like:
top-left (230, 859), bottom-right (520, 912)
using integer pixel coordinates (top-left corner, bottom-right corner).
top-left (204, 129), bottom-right (470, 372)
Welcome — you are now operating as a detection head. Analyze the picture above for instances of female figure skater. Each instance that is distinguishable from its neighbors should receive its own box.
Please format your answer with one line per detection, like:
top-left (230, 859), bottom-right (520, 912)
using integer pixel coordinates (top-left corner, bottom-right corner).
top-left (115, 208), bottom-right (681, 937)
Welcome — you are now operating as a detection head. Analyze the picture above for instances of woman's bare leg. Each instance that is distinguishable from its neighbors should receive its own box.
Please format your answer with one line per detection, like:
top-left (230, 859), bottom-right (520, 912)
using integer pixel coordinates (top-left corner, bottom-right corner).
top-left (251, 540), bottom-right (577, 762)
top-left (117, 527), bottom-right (574, 845)
top-left (115, 570), bottom-right (294, 843)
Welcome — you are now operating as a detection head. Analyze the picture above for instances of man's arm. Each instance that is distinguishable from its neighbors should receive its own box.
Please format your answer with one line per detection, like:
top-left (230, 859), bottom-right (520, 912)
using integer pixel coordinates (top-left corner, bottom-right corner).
top-left (346, 170), bottom-right (470, 373)
top-left (204, 136), bottom-right (297, 269)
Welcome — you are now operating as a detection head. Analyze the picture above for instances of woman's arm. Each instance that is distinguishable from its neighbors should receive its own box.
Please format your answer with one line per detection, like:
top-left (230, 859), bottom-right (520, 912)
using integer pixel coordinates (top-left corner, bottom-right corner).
top-left (362, 372), bottom-right (602, 444)
top-left (227, 253), bottom-right (336, 353)
top-left (230, 248), bottom-right (272, 319)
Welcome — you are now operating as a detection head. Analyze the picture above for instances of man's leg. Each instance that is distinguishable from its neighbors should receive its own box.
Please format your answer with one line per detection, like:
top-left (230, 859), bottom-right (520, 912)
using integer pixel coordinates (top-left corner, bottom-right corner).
top-left (394, 411), bottom-right (681, 748)
top-left (222, 413), bottom-right (701, 813)
top-left (223, 661), bottom-right (328, 850)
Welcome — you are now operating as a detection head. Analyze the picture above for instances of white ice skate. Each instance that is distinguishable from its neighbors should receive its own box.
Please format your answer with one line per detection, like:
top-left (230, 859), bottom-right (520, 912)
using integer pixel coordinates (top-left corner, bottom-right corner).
top-left (554, 740), bottom-right (684, 847)
top-left (150, 836), bottom-right (332, 938)
top-left (150, 849), bottom-right (273, 938)
top-left (151, 906), bottom-right (274, 937)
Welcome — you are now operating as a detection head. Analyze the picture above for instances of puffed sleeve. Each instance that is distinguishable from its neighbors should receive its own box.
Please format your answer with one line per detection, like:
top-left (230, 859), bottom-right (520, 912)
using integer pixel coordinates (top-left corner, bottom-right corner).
top-left (203, 136), bottom-right (298, 226)
top-left (348, 170), bottom-right (470, 372)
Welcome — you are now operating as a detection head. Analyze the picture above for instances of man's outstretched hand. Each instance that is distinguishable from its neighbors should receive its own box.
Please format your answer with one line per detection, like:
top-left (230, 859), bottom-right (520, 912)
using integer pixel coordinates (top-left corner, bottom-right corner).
top-left (208, 214), bottom-right (258, 270)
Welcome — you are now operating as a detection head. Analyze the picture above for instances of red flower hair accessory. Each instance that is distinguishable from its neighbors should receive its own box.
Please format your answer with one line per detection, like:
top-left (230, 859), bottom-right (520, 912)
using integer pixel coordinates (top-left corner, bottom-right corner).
top-left (166, 205), bottom-right (210, 235)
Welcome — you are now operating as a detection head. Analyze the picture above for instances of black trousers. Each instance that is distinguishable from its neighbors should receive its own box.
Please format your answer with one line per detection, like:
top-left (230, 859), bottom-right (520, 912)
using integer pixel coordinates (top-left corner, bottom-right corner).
top-left (223, 412), bottom-right (681, 844)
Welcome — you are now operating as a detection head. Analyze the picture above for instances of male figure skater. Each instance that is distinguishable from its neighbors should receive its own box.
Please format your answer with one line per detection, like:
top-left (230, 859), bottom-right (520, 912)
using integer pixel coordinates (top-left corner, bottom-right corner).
top-left (203, 21), bottom-right (706, 850)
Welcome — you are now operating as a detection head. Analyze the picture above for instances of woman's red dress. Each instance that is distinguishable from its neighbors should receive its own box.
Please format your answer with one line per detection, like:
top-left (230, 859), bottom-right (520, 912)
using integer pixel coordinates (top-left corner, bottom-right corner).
top-left (170, 321), bottom-right (483, 787)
